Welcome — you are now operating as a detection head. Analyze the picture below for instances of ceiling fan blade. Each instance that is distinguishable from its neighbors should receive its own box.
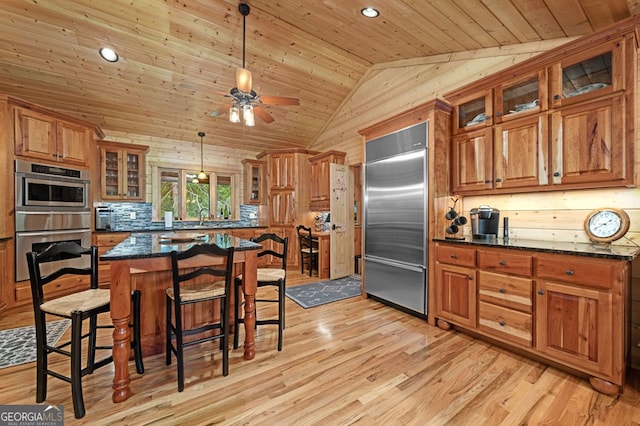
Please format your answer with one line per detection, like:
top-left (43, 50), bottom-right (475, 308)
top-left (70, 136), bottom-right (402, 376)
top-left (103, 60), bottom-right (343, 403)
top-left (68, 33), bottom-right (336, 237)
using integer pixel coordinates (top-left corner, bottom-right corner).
top-left (209, 104), bottom-right (231, 117)
top-left (236, 68), bottom-right (252, 93)
top-left (254, 106), bottom-right (275, 123)
top-left (259, 96), bottom-right (300, 106)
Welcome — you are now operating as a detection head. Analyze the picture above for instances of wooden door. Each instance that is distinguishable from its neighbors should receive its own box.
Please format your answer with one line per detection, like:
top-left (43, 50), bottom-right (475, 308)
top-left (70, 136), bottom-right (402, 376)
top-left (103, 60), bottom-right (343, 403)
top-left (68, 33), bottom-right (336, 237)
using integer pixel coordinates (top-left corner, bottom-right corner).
top-left (435, 263), bottom-right (477, 328)
top-left (535, 280), bottom-right (613, 377)
top-left (493, 114), bottom-right (548, 190)
top-left (14, 107), bottom-right (57, 162)
top-left (452, 127), bottom-right (493, 193)
top-left (329, 163), bottom-right (352, 279)
top-left (550, 95), bottom-right (625, 186)
top-left (57, 120), bottom-right (89, 166)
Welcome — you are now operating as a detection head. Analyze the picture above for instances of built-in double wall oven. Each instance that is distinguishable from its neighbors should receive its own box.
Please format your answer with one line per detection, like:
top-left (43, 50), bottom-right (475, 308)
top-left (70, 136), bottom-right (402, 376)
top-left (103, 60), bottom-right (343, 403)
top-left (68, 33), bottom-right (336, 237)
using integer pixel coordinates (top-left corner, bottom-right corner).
top-left (14, 159), bottom-right (91, 282)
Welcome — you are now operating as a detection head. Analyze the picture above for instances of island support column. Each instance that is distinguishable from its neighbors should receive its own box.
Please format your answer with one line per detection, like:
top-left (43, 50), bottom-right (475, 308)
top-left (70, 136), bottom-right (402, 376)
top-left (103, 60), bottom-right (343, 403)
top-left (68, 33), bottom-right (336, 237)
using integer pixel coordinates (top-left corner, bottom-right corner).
top-left (109, 259), bottom-right (133, 402)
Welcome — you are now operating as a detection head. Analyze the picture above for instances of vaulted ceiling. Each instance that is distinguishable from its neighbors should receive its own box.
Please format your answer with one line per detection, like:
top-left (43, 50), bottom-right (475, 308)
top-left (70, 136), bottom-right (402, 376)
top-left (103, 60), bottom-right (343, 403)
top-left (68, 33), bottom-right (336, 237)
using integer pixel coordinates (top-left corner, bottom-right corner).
top-left (0, 0), bottom-right (636, 153)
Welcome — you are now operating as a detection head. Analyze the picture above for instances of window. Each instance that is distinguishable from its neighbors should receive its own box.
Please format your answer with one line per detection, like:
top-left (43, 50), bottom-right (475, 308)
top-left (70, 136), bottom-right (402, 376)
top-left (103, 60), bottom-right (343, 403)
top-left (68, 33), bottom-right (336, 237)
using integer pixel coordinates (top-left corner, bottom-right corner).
top-left (158, 168), bottom-right (235, 221)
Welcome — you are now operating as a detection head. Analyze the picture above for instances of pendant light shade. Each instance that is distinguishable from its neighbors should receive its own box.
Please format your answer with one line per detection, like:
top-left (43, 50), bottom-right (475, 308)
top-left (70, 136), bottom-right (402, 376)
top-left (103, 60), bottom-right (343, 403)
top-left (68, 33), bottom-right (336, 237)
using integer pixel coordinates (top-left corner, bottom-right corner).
top-left (236, 68), bottom-right (252, 93)
top-left (243, 104), bottom-right (255, 127)
top-left (197, 132), bottom-right (207, 181)
top-left (229, 105), bottom-right (240, 123)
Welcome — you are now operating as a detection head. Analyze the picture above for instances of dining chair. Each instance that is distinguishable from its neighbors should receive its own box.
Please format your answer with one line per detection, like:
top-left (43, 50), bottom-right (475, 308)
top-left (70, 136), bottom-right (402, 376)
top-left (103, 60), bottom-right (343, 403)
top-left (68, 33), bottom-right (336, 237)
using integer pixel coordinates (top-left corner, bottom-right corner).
top-left (166, 243), bottom-right (235, 392)
top-left (296, 224), bottom-right (318, 277)
top-left (26, 241), bottom-right (144, 419)
top-left (233, 233), bottom-right (288, 351)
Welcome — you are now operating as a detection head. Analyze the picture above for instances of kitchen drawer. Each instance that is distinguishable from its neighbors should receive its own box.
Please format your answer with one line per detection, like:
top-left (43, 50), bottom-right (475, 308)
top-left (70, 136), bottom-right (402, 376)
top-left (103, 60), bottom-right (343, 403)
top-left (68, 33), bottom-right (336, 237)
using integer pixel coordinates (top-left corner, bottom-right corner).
top-left (478, 250), bottom-right (532, 277)
top-left (478, 270), bottom-right (532, 312)
top-left (94, 232), bottom-right (129, 247)
top-left (436, 244), bottom-right (476, 267)
top-left (535, 254), bottom-right (614, 289)
top-left (478, 301), bottom-right (532, 347)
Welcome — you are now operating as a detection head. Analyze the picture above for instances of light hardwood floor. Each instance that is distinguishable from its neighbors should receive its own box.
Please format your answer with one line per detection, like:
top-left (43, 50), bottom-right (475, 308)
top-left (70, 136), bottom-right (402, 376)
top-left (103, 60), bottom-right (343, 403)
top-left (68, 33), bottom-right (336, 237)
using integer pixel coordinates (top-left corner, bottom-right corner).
top-left (1, 270), bottom-right (640, 425)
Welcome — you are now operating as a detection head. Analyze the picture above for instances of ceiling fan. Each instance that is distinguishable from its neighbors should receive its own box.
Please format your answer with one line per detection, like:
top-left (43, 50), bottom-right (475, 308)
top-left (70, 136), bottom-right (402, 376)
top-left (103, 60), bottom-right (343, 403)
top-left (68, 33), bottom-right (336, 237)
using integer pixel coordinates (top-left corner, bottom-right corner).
top-left (210, 2), bottom-right (300, 125)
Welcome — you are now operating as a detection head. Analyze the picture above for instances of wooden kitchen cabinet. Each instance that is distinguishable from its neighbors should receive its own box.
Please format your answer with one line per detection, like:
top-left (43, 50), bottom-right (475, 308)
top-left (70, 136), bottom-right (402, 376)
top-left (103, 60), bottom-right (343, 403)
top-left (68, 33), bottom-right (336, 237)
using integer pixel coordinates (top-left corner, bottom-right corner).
top-left (258, 148), bottom-right (317, 268)
top-left (309, 150), bottom-right (346, 211)
top-left (93, 232), bottom-right (130, 286)
top-left (550, 95), bottom-right (629, 187)
top-left (446, 23), bottom-right (636, 196)
top-left (434, 244), bottom-right (477, 328)
top-left (98, 141), bottom-right (148, 201)
top-left (14, 106), bottom-right (91, 167)
top-left (451, 127), bottom-right (493, 193)
top-left (241, 159), bottom-right (265, 205)
top-left (434, 241), bottom-right (632, 395)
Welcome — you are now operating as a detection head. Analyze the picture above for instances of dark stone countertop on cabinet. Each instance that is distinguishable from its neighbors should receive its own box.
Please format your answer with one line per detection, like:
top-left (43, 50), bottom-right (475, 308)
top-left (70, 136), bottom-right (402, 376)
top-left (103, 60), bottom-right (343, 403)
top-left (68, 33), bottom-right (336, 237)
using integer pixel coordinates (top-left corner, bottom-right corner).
top-left (100, 232), bottom-right (262, 261)
top-left (433, 237), bottom-right (640, 261)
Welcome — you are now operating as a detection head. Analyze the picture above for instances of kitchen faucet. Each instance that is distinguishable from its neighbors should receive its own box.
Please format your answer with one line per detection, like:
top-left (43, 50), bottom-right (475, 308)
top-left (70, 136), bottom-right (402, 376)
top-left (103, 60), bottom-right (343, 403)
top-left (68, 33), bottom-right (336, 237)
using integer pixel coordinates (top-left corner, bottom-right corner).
top-left (199, 208), bottom-right (208, 226)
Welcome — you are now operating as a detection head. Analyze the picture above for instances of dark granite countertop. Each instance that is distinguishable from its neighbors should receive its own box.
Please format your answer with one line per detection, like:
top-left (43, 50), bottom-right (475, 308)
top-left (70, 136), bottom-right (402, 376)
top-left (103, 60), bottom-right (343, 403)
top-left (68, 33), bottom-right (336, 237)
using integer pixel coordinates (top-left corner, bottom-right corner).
top-left (433, 237), bottom-right (640, 261)
top-left (100, 231), bottom-right (262, 261)
top-left (95, 223), bottom-right (267, 233)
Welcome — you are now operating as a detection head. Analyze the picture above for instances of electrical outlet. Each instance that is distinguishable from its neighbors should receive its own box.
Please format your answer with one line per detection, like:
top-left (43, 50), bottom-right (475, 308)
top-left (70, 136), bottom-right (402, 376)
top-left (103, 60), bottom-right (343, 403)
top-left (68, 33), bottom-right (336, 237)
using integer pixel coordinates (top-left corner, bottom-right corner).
top-left (130, 212), bottom-right (136, 219)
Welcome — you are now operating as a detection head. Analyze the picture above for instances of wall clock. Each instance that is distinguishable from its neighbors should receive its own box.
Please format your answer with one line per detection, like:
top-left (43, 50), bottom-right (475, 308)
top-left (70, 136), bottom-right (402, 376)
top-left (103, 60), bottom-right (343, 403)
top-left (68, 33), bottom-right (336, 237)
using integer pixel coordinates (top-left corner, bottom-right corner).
top-left (583, 208), bottom-right (630, 243)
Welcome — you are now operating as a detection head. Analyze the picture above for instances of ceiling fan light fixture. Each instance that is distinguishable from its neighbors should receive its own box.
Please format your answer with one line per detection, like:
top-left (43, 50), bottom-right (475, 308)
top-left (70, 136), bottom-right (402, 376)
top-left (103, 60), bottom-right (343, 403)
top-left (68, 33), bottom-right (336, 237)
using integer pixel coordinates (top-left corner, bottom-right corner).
top-left (243, 104), bottom-right (255, 127)
top-left (229, 105), bottom-right (241, 123)
top-left (236, 68), bottom-right (252, 93)
top-left (361, 7), bottom-right (380, 18)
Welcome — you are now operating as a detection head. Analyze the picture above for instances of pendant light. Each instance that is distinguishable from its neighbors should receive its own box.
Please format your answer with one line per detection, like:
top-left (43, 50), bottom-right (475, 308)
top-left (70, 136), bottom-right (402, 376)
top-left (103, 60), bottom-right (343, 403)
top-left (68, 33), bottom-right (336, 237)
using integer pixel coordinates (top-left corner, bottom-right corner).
top-left (243, 104), bottom-right (255, 126)
top-left (197, 131), bottom-right (207, 182)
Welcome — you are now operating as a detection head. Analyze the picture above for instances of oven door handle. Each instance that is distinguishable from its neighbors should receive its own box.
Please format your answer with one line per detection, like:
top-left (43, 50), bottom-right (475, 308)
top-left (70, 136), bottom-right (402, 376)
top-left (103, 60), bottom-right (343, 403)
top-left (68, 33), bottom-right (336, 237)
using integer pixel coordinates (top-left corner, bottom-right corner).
top-left (16, 229), bottom-right (91, 237)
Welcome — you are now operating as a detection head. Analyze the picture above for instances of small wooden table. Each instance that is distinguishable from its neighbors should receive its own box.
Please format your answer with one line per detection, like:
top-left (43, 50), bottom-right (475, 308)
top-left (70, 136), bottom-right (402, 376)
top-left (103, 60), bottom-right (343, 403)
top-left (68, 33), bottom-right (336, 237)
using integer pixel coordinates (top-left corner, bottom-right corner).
top-left (101, 232), bottom-right (261, 403)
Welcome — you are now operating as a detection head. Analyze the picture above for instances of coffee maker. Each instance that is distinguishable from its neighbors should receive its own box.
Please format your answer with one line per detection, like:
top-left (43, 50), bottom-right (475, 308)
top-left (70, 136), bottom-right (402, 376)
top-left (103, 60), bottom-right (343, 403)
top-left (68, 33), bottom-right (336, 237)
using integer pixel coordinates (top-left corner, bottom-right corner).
top-left (470, 205), bottom-right (500, 240)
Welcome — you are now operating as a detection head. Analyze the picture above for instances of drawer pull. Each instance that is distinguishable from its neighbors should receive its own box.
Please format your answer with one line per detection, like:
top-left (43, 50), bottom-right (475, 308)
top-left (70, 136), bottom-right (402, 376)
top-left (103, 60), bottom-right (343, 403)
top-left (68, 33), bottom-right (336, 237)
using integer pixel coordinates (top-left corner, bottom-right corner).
top-left (450, 254), bottom-right (457, 259)
top-left (499, 260), bottom-right (505, 266)
top-left (538, 289), bottom-right (545, 295)
top-left (499, 288), bottom-right (506, 294)
top-left (565, 269), bottom-right (574, 276)
top-left (499, 321), bottom-right (505, 327)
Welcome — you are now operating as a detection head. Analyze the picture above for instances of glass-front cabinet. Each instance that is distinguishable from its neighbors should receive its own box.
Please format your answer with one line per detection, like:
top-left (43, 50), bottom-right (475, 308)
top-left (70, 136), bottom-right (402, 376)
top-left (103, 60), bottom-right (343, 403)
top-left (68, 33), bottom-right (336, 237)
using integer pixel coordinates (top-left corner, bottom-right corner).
top-left (494, 70), bottom-right (547, 123)
top-left (98, 141), bottom-right (148, 201)
top-left (241, 159), bottom-right (264, 204)
top-left (550, 38), bottom-right (622, 108)
top-left (452, 89), bottom-right (492, 134)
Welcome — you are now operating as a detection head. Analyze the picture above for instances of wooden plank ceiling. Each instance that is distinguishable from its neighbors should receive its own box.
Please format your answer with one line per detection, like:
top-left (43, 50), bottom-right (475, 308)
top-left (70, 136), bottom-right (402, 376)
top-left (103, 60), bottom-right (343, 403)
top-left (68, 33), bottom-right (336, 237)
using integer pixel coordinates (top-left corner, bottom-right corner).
top-left (0, 0), bottom-right (635, 153)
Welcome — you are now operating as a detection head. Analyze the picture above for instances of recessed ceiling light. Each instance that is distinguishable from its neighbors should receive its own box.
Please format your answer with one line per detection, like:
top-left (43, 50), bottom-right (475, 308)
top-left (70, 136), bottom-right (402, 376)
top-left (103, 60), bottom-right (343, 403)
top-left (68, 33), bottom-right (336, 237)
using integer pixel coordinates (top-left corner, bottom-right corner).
top-left (361, 7), bottom-right (379, 18)
top-left (99, 47), bottom-right (119, 63)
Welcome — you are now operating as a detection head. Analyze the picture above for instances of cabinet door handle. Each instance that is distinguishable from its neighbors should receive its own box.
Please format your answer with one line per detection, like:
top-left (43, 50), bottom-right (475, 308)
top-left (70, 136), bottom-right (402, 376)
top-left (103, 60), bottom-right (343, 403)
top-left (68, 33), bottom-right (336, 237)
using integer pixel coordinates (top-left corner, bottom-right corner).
top-left (565, 269), bottom-right (574, 276)
top-left (467, 275), bottom-right (473, 281)
top-left (499, 321), bottom-right (505, 327)
top-left (450, 254), bottom-right (457, 259)
top-left (496, 111), bottom-right (502, 117)
top-left (495, 178), bottom-right (502, 183)
top-left (538, 289), bottom-right (545, 295)
top-left (553, 94), bottom-right (560, 100)
top-left (553, 172), bottom-right (560, 177)
top-left (484, 179), bottom-right (491, 184)
top-left (499, 260), bottom-right (505, 266)
top-left (499, 288), bottom-right (506, 293)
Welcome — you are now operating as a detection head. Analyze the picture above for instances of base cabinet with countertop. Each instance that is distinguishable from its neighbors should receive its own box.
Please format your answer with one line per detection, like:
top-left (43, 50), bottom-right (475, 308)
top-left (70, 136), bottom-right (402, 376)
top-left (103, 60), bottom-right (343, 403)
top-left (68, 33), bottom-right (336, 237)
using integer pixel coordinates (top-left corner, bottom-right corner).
top-left (434, 239), bottom-right (637, 395)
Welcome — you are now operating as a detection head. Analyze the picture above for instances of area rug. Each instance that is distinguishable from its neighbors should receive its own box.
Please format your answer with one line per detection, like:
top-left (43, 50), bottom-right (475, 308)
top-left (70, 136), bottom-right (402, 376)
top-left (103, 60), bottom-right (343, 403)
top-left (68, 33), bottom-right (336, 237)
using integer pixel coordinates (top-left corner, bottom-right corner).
top-left (286, 275), bottom-right (361, 308)
top-left (0, 320), bottom-right (71, 369)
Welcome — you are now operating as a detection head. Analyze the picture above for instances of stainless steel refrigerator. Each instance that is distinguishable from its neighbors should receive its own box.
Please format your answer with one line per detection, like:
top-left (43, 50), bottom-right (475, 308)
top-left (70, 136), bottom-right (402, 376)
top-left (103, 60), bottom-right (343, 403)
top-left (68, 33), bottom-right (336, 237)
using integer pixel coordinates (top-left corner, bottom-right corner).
top-left (364, 121), bottom-right (428, 315)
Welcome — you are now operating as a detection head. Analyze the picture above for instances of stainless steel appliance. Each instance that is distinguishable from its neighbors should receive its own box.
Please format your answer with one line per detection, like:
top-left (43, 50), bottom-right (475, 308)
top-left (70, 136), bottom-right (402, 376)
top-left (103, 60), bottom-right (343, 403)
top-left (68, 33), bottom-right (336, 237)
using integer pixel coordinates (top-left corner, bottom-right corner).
top-left (470, 205), bottom-right (500, 240)
top-left (95, 207), bottom-right (113, 230)
top-left (364, 122), bottom-right (428, 316)
top-left (15, 160), bottom-right (91, 281)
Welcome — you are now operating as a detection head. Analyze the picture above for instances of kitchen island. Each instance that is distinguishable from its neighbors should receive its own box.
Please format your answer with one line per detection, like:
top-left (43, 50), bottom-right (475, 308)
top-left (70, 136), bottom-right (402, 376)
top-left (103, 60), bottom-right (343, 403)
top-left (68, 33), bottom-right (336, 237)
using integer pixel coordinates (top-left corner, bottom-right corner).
top-left (432, 236), bottom-right (639, 394)
top-left (101, 232), bottom-right (261, 403)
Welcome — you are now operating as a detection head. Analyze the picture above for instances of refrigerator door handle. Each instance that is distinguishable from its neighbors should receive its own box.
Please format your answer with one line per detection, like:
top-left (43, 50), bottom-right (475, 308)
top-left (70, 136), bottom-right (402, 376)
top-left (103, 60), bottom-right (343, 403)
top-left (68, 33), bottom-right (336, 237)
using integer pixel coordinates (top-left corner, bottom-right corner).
top-left (365, 256), bottom-right (425, 273)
